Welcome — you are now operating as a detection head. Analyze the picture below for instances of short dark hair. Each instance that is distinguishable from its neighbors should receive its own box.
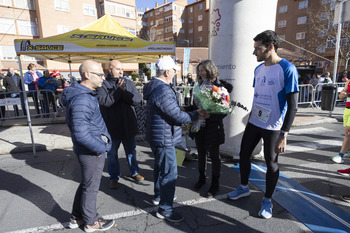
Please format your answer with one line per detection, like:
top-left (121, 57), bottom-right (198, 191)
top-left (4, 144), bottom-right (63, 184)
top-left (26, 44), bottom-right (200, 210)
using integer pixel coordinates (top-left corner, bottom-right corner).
top-left (254, 30), bottom-right (280, 52)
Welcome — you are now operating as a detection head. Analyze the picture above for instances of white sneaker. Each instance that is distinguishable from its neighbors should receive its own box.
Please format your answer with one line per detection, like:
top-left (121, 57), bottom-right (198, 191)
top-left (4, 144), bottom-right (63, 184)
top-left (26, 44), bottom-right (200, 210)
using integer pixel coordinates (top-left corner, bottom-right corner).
top-left (331, 155), bottom-right (344, 164)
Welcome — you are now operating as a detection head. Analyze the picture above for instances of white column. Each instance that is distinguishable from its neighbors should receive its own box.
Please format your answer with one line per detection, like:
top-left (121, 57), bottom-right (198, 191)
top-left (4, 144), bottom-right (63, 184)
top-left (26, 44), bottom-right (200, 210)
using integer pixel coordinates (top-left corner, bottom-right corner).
top-left (209, 0), bottom-right (278, 158)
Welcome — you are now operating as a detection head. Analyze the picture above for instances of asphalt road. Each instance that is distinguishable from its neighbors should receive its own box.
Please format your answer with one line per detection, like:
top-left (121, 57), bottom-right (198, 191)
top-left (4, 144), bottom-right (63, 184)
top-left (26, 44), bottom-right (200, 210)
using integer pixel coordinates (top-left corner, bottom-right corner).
top-left (1, 121), bottom-right (350, 233)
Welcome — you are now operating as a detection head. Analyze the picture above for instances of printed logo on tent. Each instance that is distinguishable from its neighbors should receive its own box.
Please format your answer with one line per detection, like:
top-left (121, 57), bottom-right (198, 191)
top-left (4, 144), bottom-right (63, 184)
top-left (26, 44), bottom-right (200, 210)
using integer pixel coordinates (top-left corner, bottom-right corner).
top-left (20, 40), bottom-right (64, 51)
top-left (70, 34), bottom-right (134, 42)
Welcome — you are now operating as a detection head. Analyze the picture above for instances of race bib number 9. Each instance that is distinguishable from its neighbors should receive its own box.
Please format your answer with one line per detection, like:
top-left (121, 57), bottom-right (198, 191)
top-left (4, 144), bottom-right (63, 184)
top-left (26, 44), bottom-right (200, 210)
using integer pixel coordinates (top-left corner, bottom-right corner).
top-left (252, 104), bottom-right (271, 123)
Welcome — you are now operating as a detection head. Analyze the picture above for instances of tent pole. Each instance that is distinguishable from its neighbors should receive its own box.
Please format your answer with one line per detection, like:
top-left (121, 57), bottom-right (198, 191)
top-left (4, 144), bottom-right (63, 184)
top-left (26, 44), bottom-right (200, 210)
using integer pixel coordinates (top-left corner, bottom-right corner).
top-left (17, 56), bottom-right (36, 157)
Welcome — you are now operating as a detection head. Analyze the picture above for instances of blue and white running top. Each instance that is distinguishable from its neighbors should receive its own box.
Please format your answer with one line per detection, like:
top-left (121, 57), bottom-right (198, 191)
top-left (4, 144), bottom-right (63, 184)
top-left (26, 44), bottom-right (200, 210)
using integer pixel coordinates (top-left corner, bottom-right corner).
top-left (249, 58), bottom-right (299, 130)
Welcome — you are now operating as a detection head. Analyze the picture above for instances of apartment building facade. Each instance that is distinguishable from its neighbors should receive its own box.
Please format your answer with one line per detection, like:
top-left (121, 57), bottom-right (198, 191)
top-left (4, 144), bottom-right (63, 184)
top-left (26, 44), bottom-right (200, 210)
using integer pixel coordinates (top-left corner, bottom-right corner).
top-left (275, 0), bottom-right (350, 74)
top-left (139, 0), bottom-right (209, 47)
top-left (0, 0), bottom-right (138, 73)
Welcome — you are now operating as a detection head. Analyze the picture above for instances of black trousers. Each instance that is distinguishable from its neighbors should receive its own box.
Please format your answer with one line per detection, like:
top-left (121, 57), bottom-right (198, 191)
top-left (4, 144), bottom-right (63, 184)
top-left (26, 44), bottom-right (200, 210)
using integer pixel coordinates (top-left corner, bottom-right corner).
top-left (239, 123), bottom-right (280, 198)
top-left (195, 130), bottom-right (221, 178)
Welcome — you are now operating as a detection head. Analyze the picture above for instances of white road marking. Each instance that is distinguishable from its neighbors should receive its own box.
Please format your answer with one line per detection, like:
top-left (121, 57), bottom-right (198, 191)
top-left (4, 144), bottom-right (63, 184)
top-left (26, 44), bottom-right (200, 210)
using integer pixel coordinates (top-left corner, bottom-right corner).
top-left (5, 195), bottom-right (228, 233)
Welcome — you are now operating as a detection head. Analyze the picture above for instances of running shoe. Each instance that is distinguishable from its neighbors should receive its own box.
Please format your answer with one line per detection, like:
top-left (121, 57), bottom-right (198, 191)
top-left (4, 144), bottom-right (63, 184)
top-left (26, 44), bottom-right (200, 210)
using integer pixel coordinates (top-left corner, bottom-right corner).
top-left (337, 168), bottom-right (350, 176)
top-left (341, 195), bottom-right (350, 203)
top-left (227, 185), bottom-right (251, 200)
top-left (331, 155), bottom-right (344, 164)
top-left (258, 198), bottom-right (273, 219)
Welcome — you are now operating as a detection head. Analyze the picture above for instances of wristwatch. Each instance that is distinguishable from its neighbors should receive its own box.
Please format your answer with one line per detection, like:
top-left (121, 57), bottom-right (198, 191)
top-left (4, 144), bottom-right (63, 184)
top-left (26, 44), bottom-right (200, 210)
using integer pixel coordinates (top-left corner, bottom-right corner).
top-left (279, 131), bottom-right (287, 138)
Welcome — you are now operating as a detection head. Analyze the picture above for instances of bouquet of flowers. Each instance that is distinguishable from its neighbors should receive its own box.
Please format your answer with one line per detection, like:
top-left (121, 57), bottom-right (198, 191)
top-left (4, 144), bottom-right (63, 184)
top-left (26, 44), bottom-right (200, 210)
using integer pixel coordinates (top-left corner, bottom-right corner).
top-left (190, 81), bottom-right (248, 133)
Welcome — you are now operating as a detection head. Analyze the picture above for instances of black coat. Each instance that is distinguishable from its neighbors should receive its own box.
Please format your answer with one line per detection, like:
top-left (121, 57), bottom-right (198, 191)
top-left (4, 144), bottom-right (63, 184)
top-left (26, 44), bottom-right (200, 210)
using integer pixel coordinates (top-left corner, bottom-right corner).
top-left (4, 73), bottom-right (22, 92)
top-left (186, 78), bottom-right (232, 147)
top-left (96, 75), bottom-right (142, 140)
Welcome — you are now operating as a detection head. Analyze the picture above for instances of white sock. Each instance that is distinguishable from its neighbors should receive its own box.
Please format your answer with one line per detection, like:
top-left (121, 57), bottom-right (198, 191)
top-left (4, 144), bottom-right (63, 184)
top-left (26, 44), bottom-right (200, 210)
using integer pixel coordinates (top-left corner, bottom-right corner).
top-left (241, 185), bottom-right (248, 189)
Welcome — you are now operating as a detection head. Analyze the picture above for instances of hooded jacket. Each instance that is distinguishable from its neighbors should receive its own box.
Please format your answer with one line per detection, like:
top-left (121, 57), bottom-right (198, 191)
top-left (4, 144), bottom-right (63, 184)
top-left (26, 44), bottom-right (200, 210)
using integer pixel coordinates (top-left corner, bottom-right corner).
top-left (143, 78), bottom-right (199, 147)
top-left (96, 74), bottom-right (142, 140)
top-left (61, 82), bottom-right (111, 155)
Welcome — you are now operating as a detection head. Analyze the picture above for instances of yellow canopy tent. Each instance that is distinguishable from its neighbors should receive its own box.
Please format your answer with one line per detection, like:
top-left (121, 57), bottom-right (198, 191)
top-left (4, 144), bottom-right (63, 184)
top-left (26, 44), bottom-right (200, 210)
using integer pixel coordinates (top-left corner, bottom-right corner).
top-left (14, 14), bottom-right (175, 156)
top-left (14, 14), bottom-right (175, 63)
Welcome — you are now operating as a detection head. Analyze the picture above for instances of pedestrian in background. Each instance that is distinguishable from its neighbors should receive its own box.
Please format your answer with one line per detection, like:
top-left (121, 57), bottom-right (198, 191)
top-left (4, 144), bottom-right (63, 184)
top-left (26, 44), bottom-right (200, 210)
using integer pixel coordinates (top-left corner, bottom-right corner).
top-left (0, 72), bottom-right (6, 118)
top-left (96, 60), bottom-right (144, 189)
top-left (62, 60), bottom-right (114, 232)
top-left (331, 79), bottom-right (350, 164)
top-left (143, 56), bottom-right (203, 223)
top-left (227, 30), bottom-right (299, 219)
top-left (23, 63), bottom-right (42, 117)
top-left (37, 70), bottom-right (58, 118)
top-left (4, 67), bottom-right (26, 116)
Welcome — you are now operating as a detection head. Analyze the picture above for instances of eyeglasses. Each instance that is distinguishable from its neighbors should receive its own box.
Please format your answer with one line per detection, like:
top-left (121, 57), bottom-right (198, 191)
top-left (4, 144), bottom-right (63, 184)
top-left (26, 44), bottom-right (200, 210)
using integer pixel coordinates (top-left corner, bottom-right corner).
top-left (90, 71), bottom-right (105, 78)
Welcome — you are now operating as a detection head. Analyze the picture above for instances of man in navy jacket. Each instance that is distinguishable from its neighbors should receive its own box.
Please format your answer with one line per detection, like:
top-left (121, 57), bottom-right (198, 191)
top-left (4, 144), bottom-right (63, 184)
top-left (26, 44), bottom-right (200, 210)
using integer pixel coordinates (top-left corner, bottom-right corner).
top-left (143, 56), bottom-right (204, 223)
top-left (62, 60), bottom-right (114, 232)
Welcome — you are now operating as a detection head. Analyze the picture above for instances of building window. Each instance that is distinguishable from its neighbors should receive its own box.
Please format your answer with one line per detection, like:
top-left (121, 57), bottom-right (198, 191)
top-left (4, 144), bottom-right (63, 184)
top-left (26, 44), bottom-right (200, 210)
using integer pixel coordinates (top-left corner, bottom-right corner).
top-left (278, 20), bottom-right (286, 28)
top-left (344, 21), bottom-right (350, 28)
top-left (17, 20), bottom-right (38, 36)
top-left (279, 5), bottom-right (288, 13)
top-left (189, 39), bottom-right (193, 44)
top-left (105, 1), bottom-right (135, 19)
top-left (296, 32), bottom-right (305, 40)
top-left (189, 28), bottom-right (193, 34)
top-left (54, 0), bottom-right (69, 12)
top-left (0, 45), bottom-right (18, 60)
top-left (317, 46), bottom-right (326, 53)
top-left (125, 27), bottom-right (136, 36)
top-left (0, 0), bottom-right (11, 7)
top-left (180, 28), bottom-right (184, 33)
top-left (179, 18), bottom-right (184, 23)
top-left (172, 25), bottom-right (177, 32)
top-left (318, 29), bottom-right (327, 37)
top-left (278, 35), bottom-right (285, 40)
top-left (0, 17), bottom-right (16, 34)
top-left (150, 21), bottom-right (154, 26)
top-left (320, 12), bottom-right (328, 21)
top-left (14, 0), bottom-right (34, 10)
top-left (321, 0), bottom-right (330, 4)
top-left (150, 12), bottom-right (153, 17)
top-left (297, 16), bottom-right (307, 25)
top-left (188, 18), bottom-right (193, 23)
top-left (83, 4), bottom-right (96, 16)
top-left (198, 37), bottom-right (202, 42)
top-left (326, 38), bottom-right (336, 48)
top-left (198, 3), bottom-right (202, 10)
top-left (198, 15), bottom-right (203, 21)
top-left (299, 0), bottom-right (308, 9)
top-left (198, 26), bottom-right (202, 32)
top-left (188, 7), bottom-right (193, 13)
top-left (57, 24), bottom-right (70, 34)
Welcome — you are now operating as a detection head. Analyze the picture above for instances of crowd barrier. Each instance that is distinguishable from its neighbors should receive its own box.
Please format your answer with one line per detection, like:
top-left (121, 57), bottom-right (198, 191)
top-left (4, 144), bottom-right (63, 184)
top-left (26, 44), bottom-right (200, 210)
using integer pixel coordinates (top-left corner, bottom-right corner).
top-left (0, 89), bottom-right (60, 120)
top-left (1, 83), bottom-right (344, 122)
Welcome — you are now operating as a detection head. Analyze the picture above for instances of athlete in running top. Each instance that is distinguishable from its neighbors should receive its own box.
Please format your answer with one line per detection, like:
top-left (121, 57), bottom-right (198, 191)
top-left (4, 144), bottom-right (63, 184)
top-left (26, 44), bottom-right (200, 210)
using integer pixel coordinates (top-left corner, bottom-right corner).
top-left (227, 30), bottom-right (299, 219)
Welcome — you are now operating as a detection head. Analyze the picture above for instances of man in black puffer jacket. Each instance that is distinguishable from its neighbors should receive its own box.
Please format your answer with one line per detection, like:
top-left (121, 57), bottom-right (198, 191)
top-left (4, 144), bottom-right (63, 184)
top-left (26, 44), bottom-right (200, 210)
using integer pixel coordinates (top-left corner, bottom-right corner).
top-left (143, 56), bottom-right (204, 223)
top-left (62, 60), bottom-right (114, 232)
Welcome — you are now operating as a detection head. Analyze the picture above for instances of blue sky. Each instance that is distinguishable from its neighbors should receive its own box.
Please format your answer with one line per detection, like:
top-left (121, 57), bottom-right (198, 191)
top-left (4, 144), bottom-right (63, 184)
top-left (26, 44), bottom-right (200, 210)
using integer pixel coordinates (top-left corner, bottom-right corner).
top-left (135, 0), bottom-right (196, 11)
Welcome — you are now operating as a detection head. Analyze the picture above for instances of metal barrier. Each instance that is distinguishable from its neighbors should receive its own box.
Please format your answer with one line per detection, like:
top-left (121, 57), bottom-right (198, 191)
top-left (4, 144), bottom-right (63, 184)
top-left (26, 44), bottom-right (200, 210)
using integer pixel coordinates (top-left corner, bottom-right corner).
top-left (0, 89), bottom-right (59, 120)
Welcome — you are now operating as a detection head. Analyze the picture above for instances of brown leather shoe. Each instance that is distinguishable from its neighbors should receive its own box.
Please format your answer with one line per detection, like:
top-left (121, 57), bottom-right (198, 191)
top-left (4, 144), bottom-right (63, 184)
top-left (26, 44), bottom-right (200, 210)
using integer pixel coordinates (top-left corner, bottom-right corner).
top-left (132, 174), bottom-right (144, 182)
top-left (109, 180), bottom-right (119, 189)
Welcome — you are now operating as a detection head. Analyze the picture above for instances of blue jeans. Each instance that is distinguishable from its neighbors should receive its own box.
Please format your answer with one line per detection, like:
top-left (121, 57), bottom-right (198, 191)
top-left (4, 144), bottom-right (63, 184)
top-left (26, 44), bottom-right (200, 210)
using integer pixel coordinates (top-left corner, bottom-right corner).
top-left (72, 153), bottom-right (106, 225)
top-left (107, 137), bottom-right (139, 181)
top-left (151, 145), bottom-right (177, 212)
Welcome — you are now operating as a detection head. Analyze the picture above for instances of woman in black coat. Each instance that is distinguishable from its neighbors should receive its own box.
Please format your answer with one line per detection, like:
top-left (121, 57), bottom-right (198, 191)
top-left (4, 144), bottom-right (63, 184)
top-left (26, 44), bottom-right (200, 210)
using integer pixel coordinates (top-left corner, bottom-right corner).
top-left (184, 60), bottom-right (232, 197)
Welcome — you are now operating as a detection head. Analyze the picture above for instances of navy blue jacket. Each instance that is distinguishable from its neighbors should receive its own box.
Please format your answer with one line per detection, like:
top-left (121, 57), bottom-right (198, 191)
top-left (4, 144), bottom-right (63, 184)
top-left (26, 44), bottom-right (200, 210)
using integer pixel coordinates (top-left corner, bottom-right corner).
top-left (143, 78), bottom-right (199, 147)
top-left (61, 82), bottom-right (111, 155)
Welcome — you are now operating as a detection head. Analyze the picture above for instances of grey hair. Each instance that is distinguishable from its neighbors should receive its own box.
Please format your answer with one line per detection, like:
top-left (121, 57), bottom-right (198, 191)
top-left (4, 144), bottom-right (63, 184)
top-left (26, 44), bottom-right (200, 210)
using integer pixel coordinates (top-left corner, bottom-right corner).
top-left (156, 69), bottom-right (167, 76)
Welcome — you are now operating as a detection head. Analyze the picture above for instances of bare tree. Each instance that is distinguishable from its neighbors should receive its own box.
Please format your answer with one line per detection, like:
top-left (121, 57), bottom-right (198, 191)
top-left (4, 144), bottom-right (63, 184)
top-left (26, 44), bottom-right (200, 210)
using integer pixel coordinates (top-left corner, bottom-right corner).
top-left (306, 0), bottom-right (350, 72)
